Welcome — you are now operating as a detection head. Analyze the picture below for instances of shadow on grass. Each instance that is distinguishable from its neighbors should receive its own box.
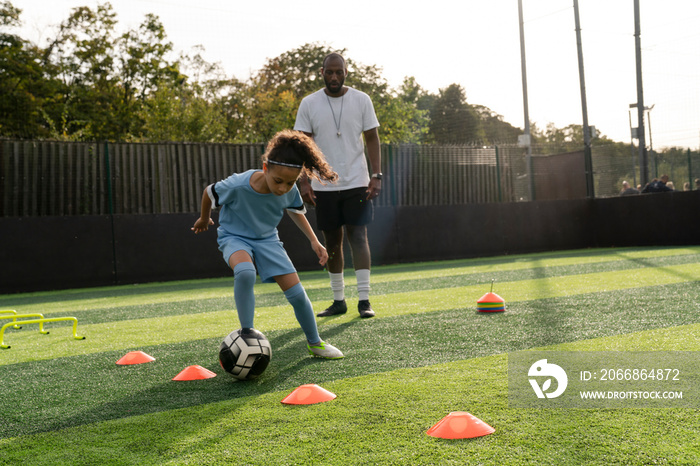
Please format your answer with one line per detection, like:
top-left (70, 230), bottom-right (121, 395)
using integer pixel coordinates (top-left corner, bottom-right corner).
top-left (6, 246), bottom-right (690, 309)
top-left (18, 251), bottom-right (700, 327)
top-left (0, 320), bottom-right (362, 438)
top-left (0, 277), bottom-right (234, 308)
top-left (614, 251), bottom-right (700, 283)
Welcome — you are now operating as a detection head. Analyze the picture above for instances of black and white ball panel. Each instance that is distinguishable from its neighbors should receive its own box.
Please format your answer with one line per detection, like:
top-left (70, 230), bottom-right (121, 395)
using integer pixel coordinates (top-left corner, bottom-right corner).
top-left (219, 328), bottom-right (272, 380)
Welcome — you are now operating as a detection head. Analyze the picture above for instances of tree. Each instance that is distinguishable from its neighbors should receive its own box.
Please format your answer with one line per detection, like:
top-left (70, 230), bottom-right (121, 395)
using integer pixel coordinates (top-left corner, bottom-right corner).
top-left (472, 105), bottom-right (523, 144)
top-left (35, 2), bottom-right (184, 141)
top-left (137, 49), bottom-right (238, 142)
top-left (247, 89), bottom-right (298, 142)
top-left (383, 77), bottom-right (430, 143)
top-left (116, 13), bottom-right (182, 137)
top-left (249, 43), bottom-right (431, 144)
top-left (429, 84), bottom-right (485, 144)
top-left (139, 79), bottom-right (227, 142)
top-left (118, 14), bottom-right (179, 100)
top-left (0, 6), bottom-right (564, 146)
top-left (0, 1), bottom-right (59, 138)
top-left (41, 3), bottom-right (119, 139)
top-left (210, 77), bottom-right (252, 143)
top-left (253, 42), bottom-right (331, 100)
top-left (174, 48), bottom-right (252, 143)
top-left (247, 43), bottom-right (336, 141)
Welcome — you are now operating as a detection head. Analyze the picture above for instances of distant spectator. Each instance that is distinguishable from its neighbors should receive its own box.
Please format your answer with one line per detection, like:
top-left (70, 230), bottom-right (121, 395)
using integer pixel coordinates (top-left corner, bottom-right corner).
top-left (684, 182), bottom-right (691, 191)
top-left (642, 175), bottom-right (673, 193)
top-left (620, 180), bottom-right (640, 196)
top-left (666, 181), bottom-right (675, 191)
top-left (695, 178), bottom-right (700, 190)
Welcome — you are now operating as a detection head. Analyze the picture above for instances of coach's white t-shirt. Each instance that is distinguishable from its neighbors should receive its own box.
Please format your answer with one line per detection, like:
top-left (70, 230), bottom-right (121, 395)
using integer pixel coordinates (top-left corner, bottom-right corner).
top-left (294, 87), bottom-right (379, 191)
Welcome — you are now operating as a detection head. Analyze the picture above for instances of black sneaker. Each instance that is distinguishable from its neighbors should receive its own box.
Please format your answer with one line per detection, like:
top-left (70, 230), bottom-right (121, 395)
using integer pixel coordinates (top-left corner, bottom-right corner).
top-left (317, 299), bottom-right (347, 317)
top-left (358, 300), bottom-right (375, 318)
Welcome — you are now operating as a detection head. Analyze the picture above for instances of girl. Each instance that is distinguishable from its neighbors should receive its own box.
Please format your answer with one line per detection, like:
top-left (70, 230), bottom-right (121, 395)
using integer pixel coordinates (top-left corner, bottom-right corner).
top-left (191, 130), bottom-right (344, 359)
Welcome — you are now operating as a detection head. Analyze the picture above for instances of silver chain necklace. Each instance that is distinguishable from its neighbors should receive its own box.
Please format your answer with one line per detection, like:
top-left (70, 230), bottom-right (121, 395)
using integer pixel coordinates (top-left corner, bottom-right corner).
top-left (326, 94), bottom-right (344, 137)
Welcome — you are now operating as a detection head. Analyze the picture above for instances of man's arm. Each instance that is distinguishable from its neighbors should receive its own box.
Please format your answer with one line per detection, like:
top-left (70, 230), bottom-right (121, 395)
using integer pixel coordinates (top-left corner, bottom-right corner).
top-left (364, 127), bottom-right (381, 199)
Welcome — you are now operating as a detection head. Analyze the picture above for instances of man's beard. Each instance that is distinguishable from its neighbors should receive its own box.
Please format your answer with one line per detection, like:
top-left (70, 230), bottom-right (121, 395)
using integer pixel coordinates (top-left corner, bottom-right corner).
top-left (324, 79), bottom-right (344, 94)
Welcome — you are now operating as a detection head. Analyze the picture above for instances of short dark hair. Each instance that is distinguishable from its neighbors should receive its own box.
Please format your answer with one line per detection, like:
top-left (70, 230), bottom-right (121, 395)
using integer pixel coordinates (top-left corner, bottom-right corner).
top-left (322, 53), bottom-right (346, 69)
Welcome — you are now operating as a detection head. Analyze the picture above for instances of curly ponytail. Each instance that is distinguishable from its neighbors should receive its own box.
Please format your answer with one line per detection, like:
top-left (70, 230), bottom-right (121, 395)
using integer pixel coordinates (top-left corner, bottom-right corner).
top-left (263, 130), bottom-right (338, 183)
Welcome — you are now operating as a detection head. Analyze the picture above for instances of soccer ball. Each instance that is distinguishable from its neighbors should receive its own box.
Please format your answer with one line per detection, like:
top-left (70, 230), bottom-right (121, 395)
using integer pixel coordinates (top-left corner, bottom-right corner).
top-left (219, 328), bottom-right (272, 380)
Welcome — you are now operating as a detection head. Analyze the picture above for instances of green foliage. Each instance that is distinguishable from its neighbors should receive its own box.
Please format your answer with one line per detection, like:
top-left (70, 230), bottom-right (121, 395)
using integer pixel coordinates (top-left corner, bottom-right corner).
top-left (1, 0), bottom-right (517, 147)
top-left (473, 104), bottom-right (523, 143)
top-left (429, 84), bottom-right (486, 144)
top-left (5, 1), bottom-right (675, 153)
top-left (1, 2), bottom-right (186, 141)
top-left (139, 80), bottom-right (227, 142)
top-left (0, 2), bottom-right (57, 138)
top-left (253, 42), bottom-right (331, 100)
top-left (248, 42), bottom-right (432, 144)
top-left (650, 147), bottom-right (699, 190)
top-left (0, 0), bottom-right (20, 27)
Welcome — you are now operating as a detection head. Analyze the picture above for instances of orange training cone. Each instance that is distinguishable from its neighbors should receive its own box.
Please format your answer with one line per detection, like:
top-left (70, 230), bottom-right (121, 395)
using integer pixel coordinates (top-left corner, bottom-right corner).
top-left (477, 292), bottom-right (505, 312)
top-left (172, 365), bottom-right (217, 381)
top-left (116, 351), bottom-right (156, 365)
top-left (426, 411), bottom-right (495, 439)
top-left (477, 279), bottom-right (505, 312)
top-left (281, 384), bottom-right (337, 405)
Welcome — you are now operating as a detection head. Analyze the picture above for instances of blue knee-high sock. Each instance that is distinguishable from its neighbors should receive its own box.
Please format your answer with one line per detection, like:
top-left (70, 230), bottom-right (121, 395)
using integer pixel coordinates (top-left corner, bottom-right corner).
top-left (284, 283), bottom-right (320, 345)
top-left (233, 262), bottom-right (257, 329)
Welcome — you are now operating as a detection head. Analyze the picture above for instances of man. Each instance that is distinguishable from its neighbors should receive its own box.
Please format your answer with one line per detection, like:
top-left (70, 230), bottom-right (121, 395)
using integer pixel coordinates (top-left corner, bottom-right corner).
top-left (294, 53), bottom-right (381, 318)
top-left (619, 180), bottom-right (640, 196)
top-left (641, 174), bottom-right (673, 193)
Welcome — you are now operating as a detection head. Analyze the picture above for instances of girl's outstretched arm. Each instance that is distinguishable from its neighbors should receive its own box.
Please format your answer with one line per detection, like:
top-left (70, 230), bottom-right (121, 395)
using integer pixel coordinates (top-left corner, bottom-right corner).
top-left (191, 186), bottom-right (215, 234)
top-left (287, 211), bottom-right (328, 266)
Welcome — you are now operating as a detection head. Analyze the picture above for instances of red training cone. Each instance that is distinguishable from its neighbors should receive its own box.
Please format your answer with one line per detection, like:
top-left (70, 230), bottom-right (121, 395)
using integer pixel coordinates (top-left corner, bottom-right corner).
top-left (281, 384), bottom-right (337, 405)
top-left (116, 351), bottom-right (155, 365)
top-left (477, 292), bottom-right (506, 312)
top-left (426, 411), bottom-right (495, 439)
top-left (172, 365), bottom-right (217, 381)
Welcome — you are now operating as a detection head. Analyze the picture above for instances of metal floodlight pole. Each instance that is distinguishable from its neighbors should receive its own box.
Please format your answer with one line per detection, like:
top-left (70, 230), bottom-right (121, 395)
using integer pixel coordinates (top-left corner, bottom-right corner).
top-left (646, 104), bottom-right (655, 153)
top-left (634, 0), bottom-right (649, 186)
top-left (646, 104), bottom-right (655, 177)
top-left (518, 0), bottom-right (535, 201)
top-left (628, 106), bottom-right (637, 187)
top-left (573, 0), bottom-right (595, 198)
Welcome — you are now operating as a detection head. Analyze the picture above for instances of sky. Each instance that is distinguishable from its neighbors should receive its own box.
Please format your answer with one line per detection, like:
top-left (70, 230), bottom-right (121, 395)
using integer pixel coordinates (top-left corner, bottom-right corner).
top-left (11, 0), bottom-right (700, 150)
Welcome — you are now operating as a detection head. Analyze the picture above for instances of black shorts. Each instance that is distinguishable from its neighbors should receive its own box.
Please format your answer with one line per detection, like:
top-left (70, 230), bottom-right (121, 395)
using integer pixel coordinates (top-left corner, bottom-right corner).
top-left (314, 187), bottom-right (374, 231)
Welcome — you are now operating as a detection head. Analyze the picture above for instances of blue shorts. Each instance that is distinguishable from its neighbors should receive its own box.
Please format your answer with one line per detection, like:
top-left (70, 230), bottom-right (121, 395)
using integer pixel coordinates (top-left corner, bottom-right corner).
top-left (217, 233), bottom-right (296, 283)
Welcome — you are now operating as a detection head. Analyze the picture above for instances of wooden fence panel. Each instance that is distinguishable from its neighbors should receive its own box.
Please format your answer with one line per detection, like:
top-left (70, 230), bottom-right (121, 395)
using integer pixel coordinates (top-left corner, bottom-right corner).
top-left (1, 141), bottom-right (528, 217)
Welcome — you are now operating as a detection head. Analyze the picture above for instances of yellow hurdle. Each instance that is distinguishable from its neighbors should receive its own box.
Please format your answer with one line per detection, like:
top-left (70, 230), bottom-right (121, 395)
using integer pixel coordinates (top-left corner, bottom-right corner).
top-left (1, 311), bottom-right (49, 332)
top-left (0, 316), bottom-right (85, 349)
top-left (0, 309), bottom-right (19, 328)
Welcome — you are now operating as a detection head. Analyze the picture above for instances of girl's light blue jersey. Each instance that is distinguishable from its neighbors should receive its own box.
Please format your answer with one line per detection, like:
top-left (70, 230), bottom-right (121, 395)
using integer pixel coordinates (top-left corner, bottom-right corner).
top-left (208, 170), bottom-right (305, 240)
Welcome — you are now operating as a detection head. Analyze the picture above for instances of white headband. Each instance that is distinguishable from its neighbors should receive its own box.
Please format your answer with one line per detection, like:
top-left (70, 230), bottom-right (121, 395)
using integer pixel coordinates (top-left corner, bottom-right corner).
top-left (267, 160), bottom-right (303, 169)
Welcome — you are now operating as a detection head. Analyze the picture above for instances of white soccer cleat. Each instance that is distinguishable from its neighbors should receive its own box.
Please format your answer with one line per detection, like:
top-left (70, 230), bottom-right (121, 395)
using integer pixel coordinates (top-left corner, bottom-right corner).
top-left (307, 340), bottom-right (344, 359)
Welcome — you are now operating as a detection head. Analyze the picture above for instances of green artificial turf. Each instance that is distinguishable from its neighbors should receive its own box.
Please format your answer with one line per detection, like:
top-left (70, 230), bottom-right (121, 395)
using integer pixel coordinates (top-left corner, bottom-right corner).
top-left (1, 246), bottom-right (699, 465)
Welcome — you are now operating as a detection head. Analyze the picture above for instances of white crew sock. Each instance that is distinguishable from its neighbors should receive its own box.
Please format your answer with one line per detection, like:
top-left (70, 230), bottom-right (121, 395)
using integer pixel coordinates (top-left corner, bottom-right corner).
top-left (329, 272), bottom-right (345, 301)
top-left (356, 269), bottom-right (371, 301)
